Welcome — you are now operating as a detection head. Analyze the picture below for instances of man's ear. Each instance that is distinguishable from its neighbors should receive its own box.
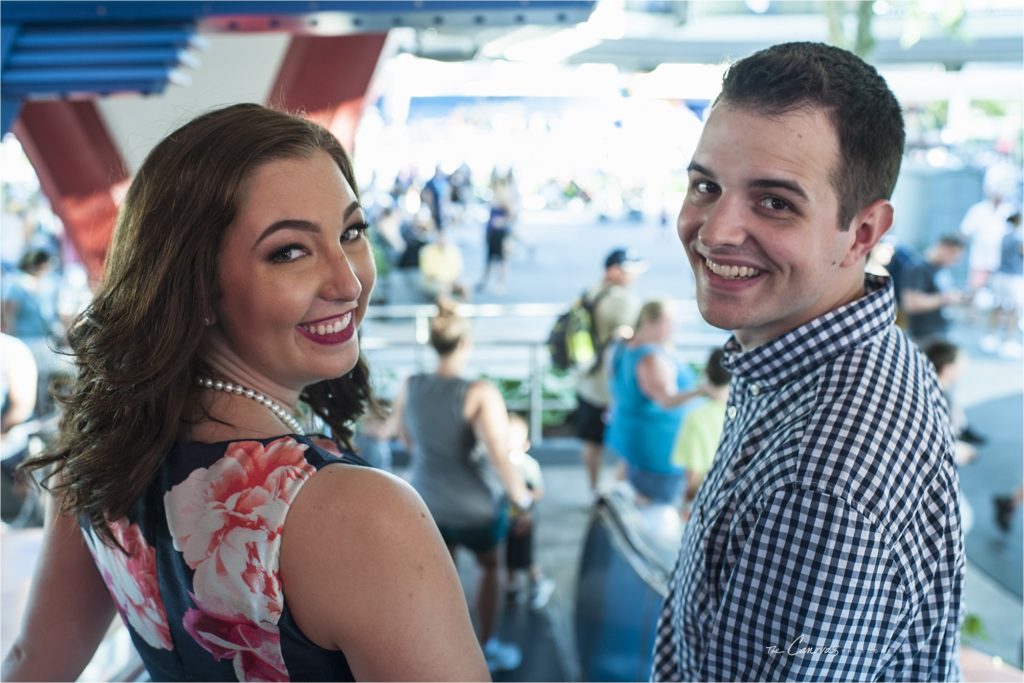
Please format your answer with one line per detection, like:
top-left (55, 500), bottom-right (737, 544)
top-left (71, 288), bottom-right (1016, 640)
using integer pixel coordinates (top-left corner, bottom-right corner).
top-left (841, 199), bottom-right (894, 267)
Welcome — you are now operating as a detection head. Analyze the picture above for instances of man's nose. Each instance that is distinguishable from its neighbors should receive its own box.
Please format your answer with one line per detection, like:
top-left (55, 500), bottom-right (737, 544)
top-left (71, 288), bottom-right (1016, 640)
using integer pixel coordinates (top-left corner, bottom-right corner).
top-left (697, 195), bottom-right (748, 249)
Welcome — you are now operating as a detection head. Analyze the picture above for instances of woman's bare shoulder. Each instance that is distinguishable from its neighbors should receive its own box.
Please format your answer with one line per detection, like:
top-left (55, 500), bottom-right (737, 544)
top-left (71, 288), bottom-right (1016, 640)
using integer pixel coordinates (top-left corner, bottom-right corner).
top-left (280, 464), bottom-right (486, 679)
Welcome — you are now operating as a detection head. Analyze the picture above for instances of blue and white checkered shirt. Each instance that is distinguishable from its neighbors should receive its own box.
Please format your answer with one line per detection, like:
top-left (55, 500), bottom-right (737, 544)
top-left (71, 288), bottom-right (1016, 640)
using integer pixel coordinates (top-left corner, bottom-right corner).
top-left (651, 274), bottom-right (964, 682)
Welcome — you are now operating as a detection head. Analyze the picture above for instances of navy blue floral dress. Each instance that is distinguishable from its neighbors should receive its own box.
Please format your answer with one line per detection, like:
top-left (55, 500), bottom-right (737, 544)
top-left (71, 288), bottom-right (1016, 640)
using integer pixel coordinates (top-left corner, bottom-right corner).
top-left (81, 435), bottom-right (362, 681)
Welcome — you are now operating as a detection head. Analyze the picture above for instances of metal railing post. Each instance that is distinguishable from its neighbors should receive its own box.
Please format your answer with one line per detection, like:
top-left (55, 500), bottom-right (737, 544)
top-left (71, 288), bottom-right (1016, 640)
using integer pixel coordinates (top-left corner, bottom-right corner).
top-left (414, 310), bottom-right (429, 371)
top-left (529, 343), bottom-right (544, 445)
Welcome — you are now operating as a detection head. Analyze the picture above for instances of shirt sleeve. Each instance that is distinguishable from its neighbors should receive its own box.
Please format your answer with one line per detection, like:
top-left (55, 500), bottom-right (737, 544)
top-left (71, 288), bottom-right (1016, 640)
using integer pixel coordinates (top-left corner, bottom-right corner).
top-left (698, 486), bottom-right (904, 682)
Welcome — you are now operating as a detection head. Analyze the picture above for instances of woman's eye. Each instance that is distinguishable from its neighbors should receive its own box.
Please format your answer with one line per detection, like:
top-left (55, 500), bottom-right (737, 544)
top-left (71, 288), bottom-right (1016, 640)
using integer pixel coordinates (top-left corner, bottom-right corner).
top-left (270, 245), bottom-right (308, 263)
top-left (342, 221), bottom-right (370, 243)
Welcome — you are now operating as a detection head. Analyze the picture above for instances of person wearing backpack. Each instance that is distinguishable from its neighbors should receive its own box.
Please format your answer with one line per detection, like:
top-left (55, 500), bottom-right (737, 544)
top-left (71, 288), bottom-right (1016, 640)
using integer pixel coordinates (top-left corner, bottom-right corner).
top-left (573, 248), bottom-right (645, 494)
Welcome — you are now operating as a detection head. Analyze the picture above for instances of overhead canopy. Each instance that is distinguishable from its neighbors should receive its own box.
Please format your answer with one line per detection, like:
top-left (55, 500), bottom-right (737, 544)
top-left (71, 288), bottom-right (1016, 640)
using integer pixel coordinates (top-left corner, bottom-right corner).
top-left (0, 0), bottom-right (597, 133)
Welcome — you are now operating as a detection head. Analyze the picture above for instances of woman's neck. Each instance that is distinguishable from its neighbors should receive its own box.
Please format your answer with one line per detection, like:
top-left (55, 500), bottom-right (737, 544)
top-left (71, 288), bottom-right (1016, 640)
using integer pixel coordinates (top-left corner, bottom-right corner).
top-left (630, 328), bottom-right (664, 347)
top-left (435, 353), bottom-right (465, 377)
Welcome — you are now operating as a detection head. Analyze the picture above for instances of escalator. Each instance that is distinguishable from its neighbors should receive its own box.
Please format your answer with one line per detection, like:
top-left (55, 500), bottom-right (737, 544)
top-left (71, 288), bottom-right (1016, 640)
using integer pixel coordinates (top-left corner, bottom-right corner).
top-left (575, 488), bottom-right (682, 682)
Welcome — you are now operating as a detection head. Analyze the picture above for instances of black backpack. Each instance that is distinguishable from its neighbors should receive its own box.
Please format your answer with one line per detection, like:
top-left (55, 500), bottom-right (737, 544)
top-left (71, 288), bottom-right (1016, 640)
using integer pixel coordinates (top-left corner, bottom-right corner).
top-left (547, 287), bottom-right (611, 373)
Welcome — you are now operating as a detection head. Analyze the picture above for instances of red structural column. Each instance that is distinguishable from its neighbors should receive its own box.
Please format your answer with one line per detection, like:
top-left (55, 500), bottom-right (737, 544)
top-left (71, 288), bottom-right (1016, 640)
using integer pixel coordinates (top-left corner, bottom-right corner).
top-left (13, 100), bottom-right (128, 283)
top-left (267, 33), bottom-right (388, 152)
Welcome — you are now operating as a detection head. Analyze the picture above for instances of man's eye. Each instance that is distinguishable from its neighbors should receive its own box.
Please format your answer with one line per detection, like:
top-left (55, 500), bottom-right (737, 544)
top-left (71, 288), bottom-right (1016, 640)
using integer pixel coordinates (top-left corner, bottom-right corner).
top-left (693, 180), bottom-right (719, 194)
top-left (759, 197), bottom-right (790, 212)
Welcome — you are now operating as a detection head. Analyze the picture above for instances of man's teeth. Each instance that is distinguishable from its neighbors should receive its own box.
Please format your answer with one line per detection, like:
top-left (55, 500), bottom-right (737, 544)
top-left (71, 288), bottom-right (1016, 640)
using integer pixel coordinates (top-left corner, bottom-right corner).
top-left (302, 313), bottom-right (351, 336)
top-left (706, 259), bottom-right (761, 279)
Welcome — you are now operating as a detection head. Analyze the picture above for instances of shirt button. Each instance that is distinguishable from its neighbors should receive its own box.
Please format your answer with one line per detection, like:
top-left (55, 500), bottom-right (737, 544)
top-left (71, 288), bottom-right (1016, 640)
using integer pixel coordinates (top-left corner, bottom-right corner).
top-left (750, 384), bottom-right (760, 396)
top-left (727, 406), bottom-right (737, 419)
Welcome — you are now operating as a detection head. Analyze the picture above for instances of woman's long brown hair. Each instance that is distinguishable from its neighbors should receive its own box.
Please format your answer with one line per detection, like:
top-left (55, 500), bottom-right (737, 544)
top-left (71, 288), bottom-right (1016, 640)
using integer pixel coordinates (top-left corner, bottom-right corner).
top-left (18, 104), bottom-right (375, 547)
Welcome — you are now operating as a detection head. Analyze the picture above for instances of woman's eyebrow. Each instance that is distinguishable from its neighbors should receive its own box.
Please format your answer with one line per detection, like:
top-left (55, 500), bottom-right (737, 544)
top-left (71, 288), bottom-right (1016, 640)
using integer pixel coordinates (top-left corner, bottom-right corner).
top-left (253, 219), bottom-right (318, 249)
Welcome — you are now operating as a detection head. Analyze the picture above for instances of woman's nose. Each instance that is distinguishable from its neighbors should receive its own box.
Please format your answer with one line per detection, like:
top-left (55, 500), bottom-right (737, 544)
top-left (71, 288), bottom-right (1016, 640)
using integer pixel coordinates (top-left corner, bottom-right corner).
top-left (321, 249), bottom-right (363, 302)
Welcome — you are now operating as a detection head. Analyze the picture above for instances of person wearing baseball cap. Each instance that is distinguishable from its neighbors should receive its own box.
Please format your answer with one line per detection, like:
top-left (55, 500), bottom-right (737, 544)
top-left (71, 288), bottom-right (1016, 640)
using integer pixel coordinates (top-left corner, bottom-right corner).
top-left (573, 247), bottom-right (645, 493)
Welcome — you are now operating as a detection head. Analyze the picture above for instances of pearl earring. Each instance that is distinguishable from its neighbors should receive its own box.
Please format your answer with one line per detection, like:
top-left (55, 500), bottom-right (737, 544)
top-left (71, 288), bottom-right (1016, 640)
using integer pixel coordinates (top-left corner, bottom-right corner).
top-left (203, 316), bottom-right (214, 326)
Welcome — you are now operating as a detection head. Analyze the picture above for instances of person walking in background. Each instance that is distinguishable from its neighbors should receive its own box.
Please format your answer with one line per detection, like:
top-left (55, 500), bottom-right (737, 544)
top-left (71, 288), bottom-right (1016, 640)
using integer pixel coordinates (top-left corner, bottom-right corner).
top-left (994, 484), bottom-right (1024, 533)
top-left (671, 347), bottom-right (731, 519)
top-left (960, 171), bottom-right (1015, 297)
top-left (652, 42), bottom-right (963, 681)
top-left (574, 248), bottom-right (645, 495)
top-left (1, 332), bottom-right (39, 522)
top-left (982, 210), bottom-right (1023, 357)
top-left (503, 413), bottom-right (556, 610)
top-left (904, 236), bottom-right (988, 445)
top-left (605, 300), bottom-right (707, 506)
top-left (1, 247), bottom-right (64, 412)
top-left (421, 165), bottom-right (447, 234)
top-left (394, 300), bottom-right (532, 674)
top-left (901, 234), bottom-right (968, 346)
top-left (476, 177), bottom-right (518, 295)
top-left (419, 228), bottom-right (470, 302)
top-left (2, 104), bottom-right (489, 682)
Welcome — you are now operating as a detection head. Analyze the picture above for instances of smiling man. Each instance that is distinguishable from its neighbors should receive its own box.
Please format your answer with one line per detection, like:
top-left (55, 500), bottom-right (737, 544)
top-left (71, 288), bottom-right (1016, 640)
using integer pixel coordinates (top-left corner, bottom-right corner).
top-left (651, 43), bottom-right (964, 682)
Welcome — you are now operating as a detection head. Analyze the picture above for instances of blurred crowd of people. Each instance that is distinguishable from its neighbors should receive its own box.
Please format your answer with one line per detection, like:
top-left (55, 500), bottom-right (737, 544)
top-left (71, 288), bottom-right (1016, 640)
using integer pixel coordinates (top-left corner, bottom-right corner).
top-left (361, 163), bottom-right (531, 304)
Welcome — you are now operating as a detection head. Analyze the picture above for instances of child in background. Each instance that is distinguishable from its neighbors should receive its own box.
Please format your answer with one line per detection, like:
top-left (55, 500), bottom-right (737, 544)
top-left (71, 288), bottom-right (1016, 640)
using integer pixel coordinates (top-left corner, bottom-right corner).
top-left (353, 399), bottom-right (397, 472)
top-left (671, 348), bottom-right (731, 520)
top-left (505, 413), bottom-right (556, 609)
top-left (924, 340), bottom-right (978, 533)
top-left (923, 341), bottom-right (979, 467)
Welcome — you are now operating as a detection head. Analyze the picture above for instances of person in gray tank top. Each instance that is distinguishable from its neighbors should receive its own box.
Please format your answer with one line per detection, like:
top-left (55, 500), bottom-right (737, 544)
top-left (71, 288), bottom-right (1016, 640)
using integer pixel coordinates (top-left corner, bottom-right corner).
top-left (395, 300), bottom-right (532, 673)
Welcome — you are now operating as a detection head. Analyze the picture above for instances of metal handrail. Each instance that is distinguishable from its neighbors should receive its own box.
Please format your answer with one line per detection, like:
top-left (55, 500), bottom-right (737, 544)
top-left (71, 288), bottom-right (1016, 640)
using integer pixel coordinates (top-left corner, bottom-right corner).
top-left (361, 301), bottom-right (728, 444)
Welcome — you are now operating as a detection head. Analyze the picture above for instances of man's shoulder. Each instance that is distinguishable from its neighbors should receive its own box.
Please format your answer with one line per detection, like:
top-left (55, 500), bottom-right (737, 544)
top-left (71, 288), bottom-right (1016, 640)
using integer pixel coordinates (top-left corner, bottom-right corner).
top-left (791, 329), bottom-right (954, 520)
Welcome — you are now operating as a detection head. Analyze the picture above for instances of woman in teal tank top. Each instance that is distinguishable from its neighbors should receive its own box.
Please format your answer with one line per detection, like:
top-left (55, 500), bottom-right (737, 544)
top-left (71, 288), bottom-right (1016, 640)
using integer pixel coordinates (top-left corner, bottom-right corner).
top-left (606, 300), bottom-right (707, 504)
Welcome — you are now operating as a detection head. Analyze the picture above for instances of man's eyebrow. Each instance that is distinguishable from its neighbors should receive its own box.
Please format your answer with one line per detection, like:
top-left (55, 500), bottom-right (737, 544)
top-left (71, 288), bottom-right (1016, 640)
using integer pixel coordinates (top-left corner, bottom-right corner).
top-left (689, 161), bottom-right (808, 202)
top-left (749, 177), bottom-right (809, 202)
top-left (254, 219), bottom-right (317, 249)
top-left (687, 161), bottom-right (715, 178)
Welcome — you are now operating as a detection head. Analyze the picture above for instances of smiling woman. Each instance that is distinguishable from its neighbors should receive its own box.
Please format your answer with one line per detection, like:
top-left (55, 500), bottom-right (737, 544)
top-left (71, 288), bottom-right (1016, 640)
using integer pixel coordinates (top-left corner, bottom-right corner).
top-left (4, 104), bottom-right (489, 682)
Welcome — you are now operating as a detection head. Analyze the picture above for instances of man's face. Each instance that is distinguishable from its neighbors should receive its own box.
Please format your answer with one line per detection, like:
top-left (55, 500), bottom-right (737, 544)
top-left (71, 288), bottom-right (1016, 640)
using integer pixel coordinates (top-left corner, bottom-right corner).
top-left (678, 102), bottom-right (875, 349)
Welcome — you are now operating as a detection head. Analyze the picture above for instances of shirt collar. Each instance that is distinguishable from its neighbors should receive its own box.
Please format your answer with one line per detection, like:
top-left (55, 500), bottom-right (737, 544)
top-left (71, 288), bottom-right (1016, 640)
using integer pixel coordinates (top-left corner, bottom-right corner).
top-left (721, 273), bottom-right (895, 387)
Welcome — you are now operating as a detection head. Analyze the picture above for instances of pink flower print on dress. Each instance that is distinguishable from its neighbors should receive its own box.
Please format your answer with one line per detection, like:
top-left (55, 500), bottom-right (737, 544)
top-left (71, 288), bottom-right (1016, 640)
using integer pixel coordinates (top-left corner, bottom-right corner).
top-left (83, 519), bottom-right (173, 650)
top-left (165, 437), bottom-right (317, 681)
top-left (183, 606), bottom-right (289, 681)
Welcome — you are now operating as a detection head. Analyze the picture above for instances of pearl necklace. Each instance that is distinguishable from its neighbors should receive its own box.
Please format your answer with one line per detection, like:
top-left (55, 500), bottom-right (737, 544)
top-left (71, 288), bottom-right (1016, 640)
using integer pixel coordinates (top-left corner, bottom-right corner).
top-left (196, 377), bottom-right (306, 436)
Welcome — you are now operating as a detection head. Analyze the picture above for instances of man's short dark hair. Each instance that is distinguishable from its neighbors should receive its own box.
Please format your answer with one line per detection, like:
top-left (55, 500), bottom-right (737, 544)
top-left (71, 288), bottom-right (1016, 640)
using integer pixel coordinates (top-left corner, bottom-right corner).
top-left (717, 42), bottom-right (905, 231)
top-left (705, 348), bottom-right (732, 387)
top-left (937, 234), bottom-right (966, 250)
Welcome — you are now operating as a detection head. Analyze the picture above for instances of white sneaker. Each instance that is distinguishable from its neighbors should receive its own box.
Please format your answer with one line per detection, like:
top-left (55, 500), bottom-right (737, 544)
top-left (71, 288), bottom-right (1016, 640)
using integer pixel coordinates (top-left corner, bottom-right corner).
top-left (484, 638), bottom-right (522, 673)
top-left (530, 577), bottom-right (556, 610)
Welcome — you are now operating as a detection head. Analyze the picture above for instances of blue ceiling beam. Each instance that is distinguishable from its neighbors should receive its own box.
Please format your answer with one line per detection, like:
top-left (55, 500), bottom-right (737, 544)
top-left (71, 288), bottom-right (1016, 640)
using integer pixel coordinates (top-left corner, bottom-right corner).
top-left (2, 1), bottom-right (595, 24)
top-left (0, 0), bottom-right (596, 134)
